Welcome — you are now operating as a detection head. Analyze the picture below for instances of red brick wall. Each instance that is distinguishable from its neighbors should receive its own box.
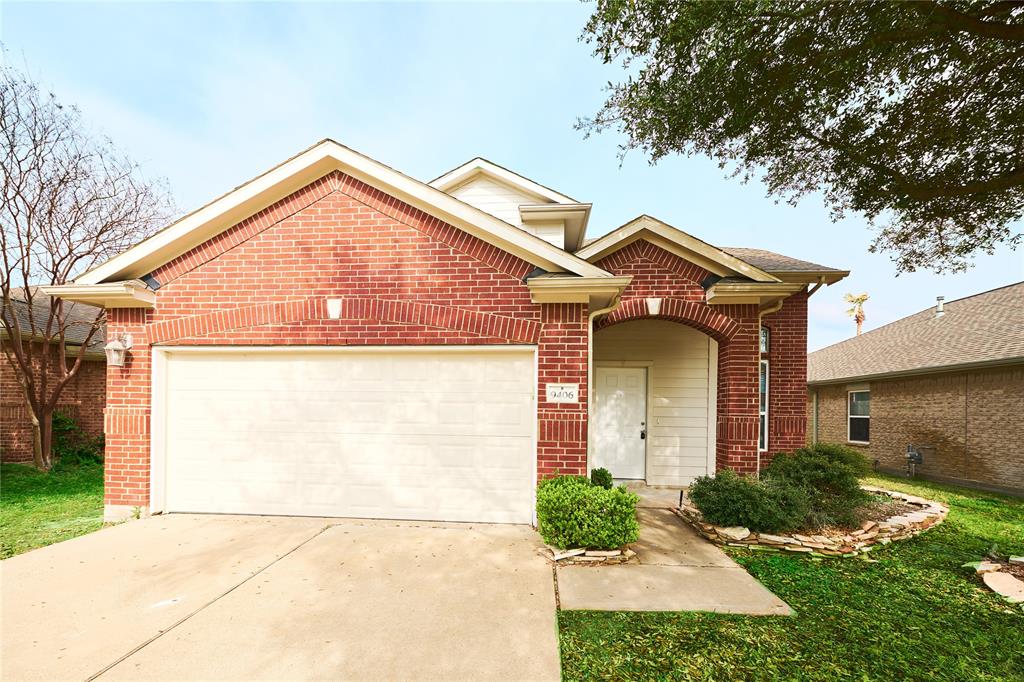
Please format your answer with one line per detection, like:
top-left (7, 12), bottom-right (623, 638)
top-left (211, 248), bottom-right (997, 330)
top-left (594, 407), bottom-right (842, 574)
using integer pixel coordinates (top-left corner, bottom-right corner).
top-left (595, 239), bottom-right (807, 475)
top-left (537, 303), bottom-right (588, 479)
top-left (763, 292), bottom-right (808, 455)
top-left (1, 340), bottom-right (106, 463)
top-left (103, 171), bottom-right (590, 510)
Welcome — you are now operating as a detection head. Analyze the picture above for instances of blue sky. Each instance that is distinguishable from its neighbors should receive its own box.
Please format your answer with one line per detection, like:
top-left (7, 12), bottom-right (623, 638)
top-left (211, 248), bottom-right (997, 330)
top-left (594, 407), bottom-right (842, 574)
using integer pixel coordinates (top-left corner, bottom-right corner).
top-left (4, 1), bottom-right (1021, 350)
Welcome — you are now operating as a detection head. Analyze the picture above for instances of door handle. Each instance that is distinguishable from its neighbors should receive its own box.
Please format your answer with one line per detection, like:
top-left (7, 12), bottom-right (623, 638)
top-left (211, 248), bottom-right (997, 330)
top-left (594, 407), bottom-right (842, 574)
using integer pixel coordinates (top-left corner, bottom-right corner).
top-left (640, 422), bottom-right (647, 440)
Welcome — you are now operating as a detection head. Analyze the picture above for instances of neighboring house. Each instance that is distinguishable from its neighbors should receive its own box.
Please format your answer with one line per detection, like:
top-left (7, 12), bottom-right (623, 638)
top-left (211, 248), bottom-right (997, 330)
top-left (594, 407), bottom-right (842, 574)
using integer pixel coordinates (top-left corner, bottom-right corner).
top-left (45, 140), bottom-right (847, 522)
top-left (0, 289), bottom-right (106, 463)
top-left (808, 283), bottom-right (1024, 495)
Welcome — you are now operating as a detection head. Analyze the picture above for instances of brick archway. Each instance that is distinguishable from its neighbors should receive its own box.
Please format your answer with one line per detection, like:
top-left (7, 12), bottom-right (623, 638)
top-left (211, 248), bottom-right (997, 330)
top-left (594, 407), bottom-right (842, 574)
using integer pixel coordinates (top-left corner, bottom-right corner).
top-left (595, 297), bottom-right (741, 342)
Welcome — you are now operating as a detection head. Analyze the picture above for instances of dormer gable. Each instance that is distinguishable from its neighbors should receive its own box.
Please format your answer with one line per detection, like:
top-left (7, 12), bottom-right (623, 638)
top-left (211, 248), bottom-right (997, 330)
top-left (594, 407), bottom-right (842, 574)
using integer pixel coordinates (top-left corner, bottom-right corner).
top-left (430, 158), bottom-right (590, 251)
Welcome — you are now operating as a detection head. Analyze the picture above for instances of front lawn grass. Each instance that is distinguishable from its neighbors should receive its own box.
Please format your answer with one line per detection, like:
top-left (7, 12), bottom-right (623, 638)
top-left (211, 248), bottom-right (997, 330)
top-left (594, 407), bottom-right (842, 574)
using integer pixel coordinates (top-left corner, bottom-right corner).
top-left (0, 461), bottom-right (104, 559)
top-left (559, 474), bottom-right (1024, 681)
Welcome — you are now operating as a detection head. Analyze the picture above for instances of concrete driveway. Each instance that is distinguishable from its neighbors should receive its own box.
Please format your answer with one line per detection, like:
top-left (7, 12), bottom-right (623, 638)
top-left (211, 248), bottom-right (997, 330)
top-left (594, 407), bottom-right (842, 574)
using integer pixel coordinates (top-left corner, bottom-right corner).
top-left (1, 514), bottom-right (560, 681)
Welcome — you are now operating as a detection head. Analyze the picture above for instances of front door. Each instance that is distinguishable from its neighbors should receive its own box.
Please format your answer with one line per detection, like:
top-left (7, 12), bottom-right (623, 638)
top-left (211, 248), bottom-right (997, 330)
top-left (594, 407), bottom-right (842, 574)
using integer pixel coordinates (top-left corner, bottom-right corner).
top-left (593, 367), bottom-right (647, 480)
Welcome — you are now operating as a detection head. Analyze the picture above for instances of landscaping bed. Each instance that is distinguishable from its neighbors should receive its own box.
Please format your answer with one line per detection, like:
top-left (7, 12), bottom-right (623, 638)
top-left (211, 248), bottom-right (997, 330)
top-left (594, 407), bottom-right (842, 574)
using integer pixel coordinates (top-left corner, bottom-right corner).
top-left (677, 485), bottom-right (948, 557)
top-left (559, 473), bottom-right (1024, 680)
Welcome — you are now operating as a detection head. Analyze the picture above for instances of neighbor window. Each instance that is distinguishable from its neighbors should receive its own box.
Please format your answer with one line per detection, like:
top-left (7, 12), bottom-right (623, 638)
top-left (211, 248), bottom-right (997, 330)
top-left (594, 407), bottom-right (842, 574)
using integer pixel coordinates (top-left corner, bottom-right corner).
top-left (848, 390), bottom-right (870, 443)
top-left (758, 359), bottom-right (769, 451)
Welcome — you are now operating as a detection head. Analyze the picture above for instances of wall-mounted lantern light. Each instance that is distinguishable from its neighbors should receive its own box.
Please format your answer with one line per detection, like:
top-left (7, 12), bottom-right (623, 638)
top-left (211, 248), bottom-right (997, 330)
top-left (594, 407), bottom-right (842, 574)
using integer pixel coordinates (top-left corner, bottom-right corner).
top-left (104, 334), bottom-right (133, 367)
top-left (326, 299), bottom-right (343, 320)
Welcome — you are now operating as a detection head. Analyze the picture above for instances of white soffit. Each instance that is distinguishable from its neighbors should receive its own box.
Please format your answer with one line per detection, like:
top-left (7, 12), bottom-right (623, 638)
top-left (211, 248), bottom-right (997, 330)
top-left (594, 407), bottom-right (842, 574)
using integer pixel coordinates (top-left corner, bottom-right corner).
top-left (76, 140), bottom-right (611, 285)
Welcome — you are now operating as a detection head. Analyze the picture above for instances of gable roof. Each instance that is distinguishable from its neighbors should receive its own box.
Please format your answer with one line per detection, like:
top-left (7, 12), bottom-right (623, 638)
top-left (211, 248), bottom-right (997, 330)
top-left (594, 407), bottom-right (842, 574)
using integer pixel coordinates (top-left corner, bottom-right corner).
top-left (808, 282), bottom-right (1024, 384)
top-left (429, 157), bottom-right (578, 204)
top-left (76, 140), bottom-right (611, 285)
top-left (576, 215), bottom-right (781, 283)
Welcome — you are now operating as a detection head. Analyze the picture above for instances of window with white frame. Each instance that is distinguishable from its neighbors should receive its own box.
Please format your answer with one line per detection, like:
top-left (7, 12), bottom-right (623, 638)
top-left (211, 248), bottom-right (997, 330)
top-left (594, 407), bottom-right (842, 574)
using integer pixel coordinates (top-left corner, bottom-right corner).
top-left (758, 359), bottom-right (769, 451)
top-left (759, 326), bottom-right (770, 353)
top-left (848, 390), bottom-right (870, 443)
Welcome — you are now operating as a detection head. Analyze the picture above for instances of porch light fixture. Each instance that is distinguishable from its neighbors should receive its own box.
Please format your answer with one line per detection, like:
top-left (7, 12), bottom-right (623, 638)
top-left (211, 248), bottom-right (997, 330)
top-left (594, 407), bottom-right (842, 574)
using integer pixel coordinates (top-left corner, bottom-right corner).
top-left (326, 298), bottom-right (343, 319)
top-left (104, 334), bottom-right (133, 367)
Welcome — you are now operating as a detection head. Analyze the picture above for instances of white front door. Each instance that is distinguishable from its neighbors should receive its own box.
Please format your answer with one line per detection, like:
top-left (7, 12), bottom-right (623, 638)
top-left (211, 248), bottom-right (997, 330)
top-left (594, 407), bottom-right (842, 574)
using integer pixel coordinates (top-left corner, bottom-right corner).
top-left (593, 366), bottom-right (647, 480)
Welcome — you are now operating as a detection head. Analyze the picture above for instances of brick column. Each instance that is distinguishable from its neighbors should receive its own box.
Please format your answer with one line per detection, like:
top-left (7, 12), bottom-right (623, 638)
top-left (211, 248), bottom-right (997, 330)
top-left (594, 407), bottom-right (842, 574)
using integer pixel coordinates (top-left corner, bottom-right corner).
top-left (764, 291), bottom-right (808, 457)
top-left (715, 304), bottom-right (760, 474)
top-left (103, 308), bottom-right (151, 521)
top-left (536, 303), bottom-right (588, 479)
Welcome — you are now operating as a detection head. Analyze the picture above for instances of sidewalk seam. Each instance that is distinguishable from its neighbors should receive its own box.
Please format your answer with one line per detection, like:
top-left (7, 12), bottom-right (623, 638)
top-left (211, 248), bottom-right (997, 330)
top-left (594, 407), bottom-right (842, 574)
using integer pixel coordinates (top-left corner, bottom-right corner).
top-left (86, 523), bottom-right (336, 681)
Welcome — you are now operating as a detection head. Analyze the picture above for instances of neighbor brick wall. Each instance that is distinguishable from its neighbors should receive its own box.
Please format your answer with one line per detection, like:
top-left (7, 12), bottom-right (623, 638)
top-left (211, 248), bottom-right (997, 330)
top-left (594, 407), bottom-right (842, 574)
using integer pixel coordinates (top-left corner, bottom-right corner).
top-left (1, 340), bottom-right (106, 463)
top-left (809, 364), bottom-right (1024, 493)
top-left (103, 171), bottom-right (591, 510)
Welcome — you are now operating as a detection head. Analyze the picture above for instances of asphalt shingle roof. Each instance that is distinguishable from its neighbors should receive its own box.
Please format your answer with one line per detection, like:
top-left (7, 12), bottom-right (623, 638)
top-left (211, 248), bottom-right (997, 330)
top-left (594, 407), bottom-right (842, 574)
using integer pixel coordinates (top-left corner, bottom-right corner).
top-left (808, 282), bottom-right (1024, 383)
top-left (719, 247), bottom-right (844, 273)
top-left (2, 288), bottom-right (105, 352)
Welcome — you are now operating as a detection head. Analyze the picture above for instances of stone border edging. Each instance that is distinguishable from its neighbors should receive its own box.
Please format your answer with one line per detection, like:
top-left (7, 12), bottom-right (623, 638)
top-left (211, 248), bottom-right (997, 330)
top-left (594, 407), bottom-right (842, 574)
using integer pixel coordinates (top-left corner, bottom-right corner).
top-left (674, 485), bottom-right (949, 558)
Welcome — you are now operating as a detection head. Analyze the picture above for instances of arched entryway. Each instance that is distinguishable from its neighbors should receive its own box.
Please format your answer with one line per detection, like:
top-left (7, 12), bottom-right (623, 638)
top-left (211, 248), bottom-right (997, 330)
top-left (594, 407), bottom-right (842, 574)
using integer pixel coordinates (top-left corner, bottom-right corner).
top-left (592, 319), bottom-right (718, 486)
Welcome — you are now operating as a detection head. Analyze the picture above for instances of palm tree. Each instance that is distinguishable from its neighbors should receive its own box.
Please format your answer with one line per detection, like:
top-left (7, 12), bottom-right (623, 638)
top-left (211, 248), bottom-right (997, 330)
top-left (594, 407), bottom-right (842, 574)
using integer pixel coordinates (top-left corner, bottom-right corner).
top-left (845, 293), bottom-right (870, 336)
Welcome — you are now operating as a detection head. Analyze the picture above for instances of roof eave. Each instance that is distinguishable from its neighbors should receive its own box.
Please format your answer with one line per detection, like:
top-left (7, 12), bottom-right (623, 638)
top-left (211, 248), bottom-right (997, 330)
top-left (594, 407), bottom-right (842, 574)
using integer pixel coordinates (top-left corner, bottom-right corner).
top-left (40, 281), bottom-right (155, 308)
top-left (76, 140), bottom-right (612, 285)
top-left (577, 215), bottom-right (781, 283)
top-left (808, 356), bottom-right (1024, 386)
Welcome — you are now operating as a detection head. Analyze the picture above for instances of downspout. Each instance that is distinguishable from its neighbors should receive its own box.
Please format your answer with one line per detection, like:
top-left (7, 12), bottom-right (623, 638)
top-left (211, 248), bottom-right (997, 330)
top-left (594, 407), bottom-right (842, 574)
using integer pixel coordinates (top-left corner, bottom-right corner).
top-left (587, 295), bottom-right (624, 474)
top-left (756, 297), bottom-right (786, 476)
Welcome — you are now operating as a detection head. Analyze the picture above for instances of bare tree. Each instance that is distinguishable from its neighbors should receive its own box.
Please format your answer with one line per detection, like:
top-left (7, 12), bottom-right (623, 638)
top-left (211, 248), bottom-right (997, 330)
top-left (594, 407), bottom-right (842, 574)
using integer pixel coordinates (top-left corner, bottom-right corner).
top-left (1, 63), bottom-right (172, 470)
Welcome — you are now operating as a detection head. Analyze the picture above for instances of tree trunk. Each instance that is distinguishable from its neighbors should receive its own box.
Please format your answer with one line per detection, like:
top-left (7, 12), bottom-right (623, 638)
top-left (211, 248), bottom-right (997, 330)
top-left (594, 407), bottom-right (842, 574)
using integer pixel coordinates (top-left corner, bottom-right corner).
top-left (30, 408), bottom-right (54, 471)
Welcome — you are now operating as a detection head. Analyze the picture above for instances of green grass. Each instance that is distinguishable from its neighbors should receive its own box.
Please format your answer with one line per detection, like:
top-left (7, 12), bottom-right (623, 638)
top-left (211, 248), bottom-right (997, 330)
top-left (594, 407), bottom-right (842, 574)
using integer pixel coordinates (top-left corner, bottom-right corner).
top-left (0, 461), bottom-right (104, 559)
top-left (559, 474), bottom-right (1024, 681)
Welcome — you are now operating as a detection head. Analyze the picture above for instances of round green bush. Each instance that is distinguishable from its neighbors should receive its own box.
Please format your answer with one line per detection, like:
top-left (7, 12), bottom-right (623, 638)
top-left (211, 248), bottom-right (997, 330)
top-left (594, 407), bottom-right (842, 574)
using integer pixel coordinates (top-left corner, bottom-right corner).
top-left (590, 467), bottom-right (614, 490)
top-left (536, 475), bottom-right (640, 549)
top-left (763, 443), bottom-right (871, 528)
top-left (688, 470), bottom-right (810, 533)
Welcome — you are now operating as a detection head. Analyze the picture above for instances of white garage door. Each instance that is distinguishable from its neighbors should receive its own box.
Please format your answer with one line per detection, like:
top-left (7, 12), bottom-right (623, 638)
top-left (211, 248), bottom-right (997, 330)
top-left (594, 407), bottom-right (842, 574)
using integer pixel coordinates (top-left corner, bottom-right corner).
top-left (156, 348), bottom-right (536, 523)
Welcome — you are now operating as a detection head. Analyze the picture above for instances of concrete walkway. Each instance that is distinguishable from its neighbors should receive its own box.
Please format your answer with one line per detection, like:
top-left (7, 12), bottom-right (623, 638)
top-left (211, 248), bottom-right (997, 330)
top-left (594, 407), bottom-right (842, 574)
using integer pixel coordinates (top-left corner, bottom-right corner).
top-left (557, 487), bottom-right (792, 615)
top-left (2, 514), bottom-right (560, 682)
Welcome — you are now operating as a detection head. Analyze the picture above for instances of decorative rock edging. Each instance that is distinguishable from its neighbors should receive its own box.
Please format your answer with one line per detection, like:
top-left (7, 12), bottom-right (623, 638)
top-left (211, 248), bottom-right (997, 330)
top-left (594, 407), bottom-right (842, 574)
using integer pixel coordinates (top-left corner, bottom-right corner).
top-left (539, 546), bottom-right (638, 566)
top-left (674, 485), bottom-right (949, 558)
top-left (965, 558), bottom-right (1024, 606)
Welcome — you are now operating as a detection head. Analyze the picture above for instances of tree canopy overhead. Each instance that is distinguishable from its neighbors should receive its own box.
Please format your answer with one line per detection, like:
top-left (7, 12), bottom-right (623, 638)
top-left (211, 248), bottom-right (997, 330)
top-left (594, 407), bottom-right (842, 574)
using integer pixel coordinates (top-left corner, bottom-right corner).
top-left (580, 0), bottom-right (1024, 273)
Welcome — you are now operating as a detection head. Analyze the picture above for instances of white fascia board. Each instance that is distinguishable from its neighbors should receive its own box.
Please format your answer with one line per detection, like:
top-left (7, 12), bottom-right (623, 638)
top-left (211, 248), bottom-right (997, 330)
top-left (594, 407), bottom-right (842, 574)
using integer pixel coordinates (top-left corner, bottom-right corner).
top-left (705, 281), bottom-right (805, 305)
top-left (527, 275), bottom-right (631, 306)
top-left (576, 215), bottom-right (781, 283)
top-left (77, 140), bottom-right (611, 285)
top-left (430, 158), bottom-right (578, 204)
top-left (41, 281), bottom-right (156, 308)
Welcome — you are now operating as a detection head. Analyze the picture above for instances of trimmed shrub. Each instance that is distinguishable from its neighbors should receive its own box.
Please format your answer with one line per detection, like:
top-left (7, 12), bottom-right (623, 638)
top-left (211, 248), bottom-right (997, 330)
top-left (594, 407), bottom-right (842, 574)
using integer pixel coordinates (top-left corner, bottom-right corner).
top-left (590, 467), bottom-right (613, 490)
top-left (536, 475), bottom-right (640, 549)
top-left (688, 470), bottom-right (810, 533)
top-left (764, 443), bottom-right (871, 528)
top-left (52, 411), bottom-right (104, 466)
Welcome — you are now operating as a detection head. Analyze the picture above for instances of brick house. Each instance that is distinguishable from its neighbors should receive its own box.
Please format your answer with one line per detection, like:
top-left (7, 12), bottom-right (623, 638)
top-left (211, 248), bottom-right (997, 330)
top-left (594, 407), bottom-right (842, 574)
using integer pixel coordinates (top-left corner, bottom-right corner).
top-left (1, 289), bottom-right (106, 463)
top-left (808, 283), bottom-right (1024, 495)
top-left (45, 140), bottom-right (847, 522)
